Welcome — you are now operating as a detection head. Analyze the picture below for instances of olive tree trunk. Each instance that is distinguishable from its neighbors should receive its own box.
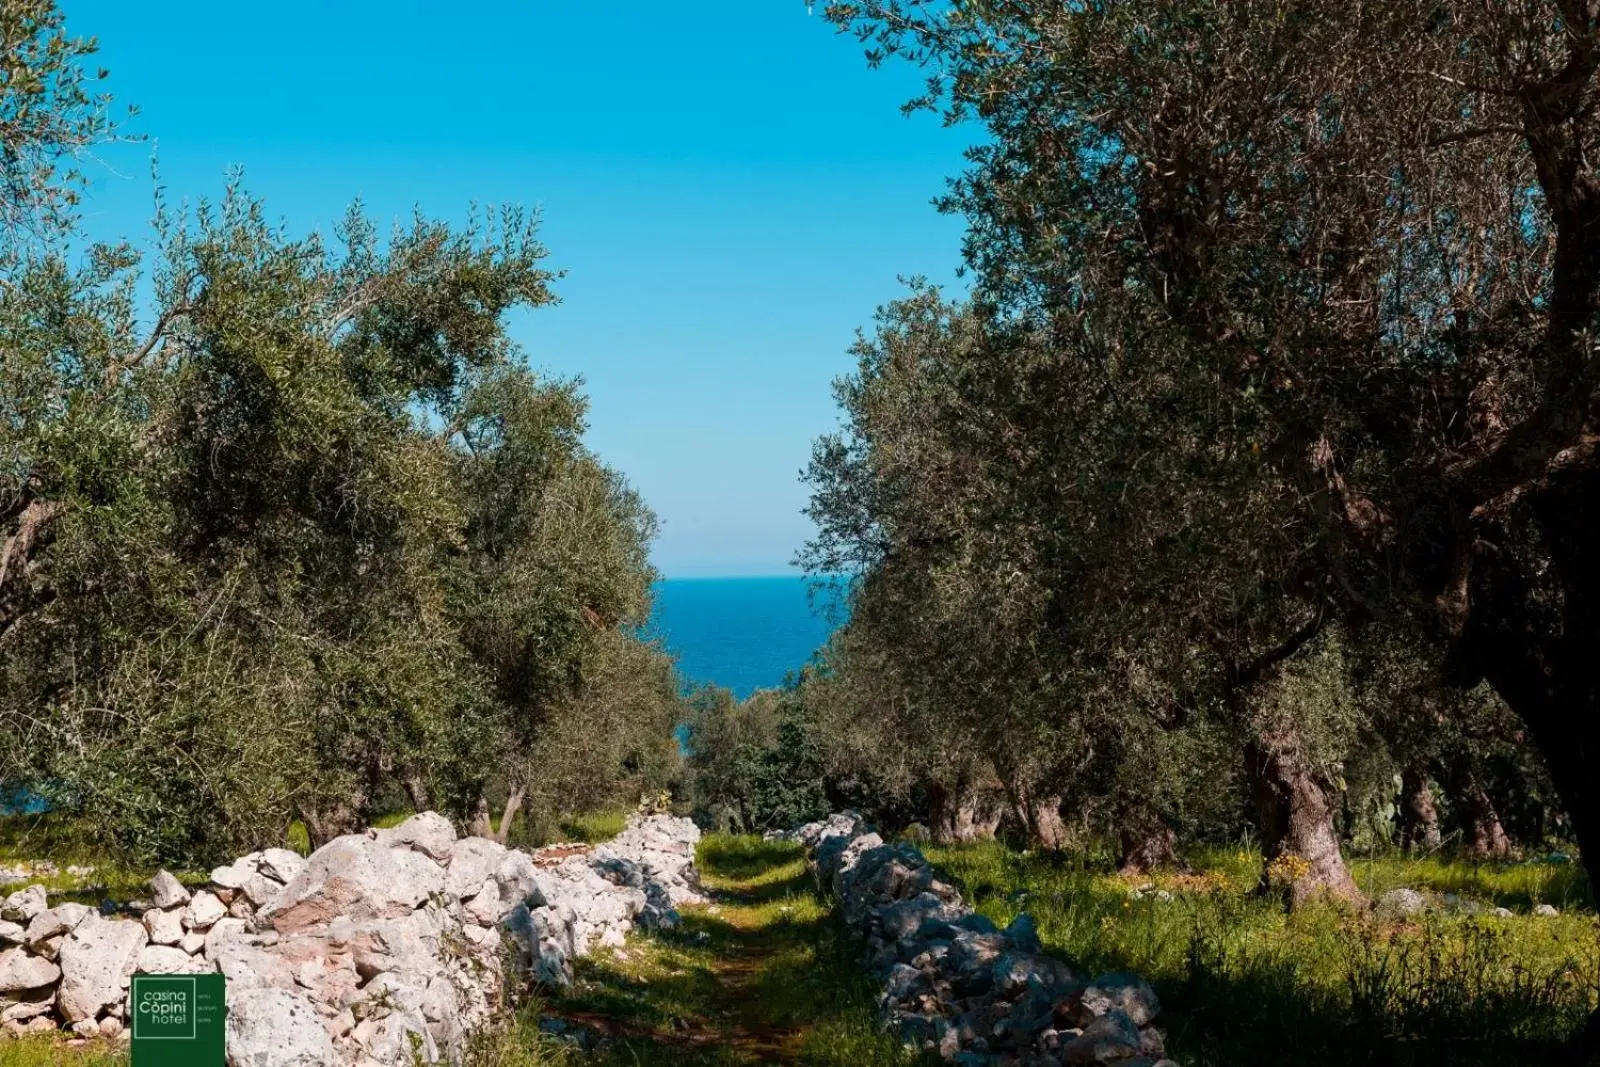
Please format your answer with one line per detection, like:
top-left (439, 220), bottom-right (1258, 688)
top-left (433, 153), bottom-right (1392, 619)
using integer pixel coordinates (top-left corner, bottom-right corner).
top-left (1118, 809), bottom-right (1183, 875)
top-left (1246, 724), bottom-right (1363, 906)
top-left (1398, 767), bottom-right (1442, 852)
top-left (1452, 770), bottom-right (1513, 859)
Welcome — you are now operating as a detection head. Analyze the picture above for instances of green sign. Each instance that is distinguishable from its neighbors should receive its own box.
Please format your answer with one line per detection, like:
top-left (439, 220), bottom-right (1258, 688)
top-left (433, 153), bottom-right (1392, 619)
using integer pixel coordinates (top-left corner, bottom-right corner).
top-left (130, 973), bottom-right (225, 1067)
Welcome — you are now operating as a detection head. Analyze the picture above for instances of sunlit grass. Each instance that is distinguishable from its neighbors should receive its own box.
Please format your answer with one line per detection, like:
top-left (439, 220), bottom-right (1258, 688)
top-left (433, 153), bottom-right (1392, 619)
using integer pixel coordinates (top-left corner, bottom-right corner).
top-left (544, 833), bottom-right (919, 1066)
top-left (924, 838), bottom-right (1598, 1067)
top-left (0, 1037), bottom-right (125, 1067)
top-left (0, 813), bottom-right (185, 903)
top-left (557, 811), bottom-right (629, 845)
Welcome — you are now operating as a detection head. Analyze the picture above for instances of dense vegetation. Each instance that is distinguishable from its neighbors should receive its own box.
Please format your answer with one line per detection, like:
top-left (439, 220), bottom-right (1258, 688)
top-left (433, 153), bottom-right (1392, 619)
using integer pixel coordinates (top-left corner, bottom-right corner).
top-left (692, 2), bottom-right (1600, 1058)
top-left (10, 0), bottom-right (1600, 1063)
top-left (0, 1), bottom-right (683, 867)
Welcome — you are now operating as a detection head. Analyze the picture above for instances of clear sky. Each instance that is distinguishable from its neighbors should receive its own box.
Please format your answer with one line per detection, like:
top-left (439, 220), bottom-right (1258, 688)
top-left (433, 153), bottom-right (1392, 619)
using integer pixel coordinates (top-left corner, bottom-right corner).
top-left (64, 1), bottom-right (971, 577)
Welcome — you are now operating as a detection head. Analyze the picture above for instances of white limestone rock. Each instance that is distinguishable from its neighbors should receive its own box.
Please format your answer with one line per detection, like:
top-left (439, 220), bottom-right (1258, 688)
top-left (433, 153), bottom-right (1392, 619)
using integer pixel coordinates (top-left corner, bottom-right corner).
top-left (226, 986), bottom-right (337, 1067)
top-left (185, 890), bottom-right (227, 930)
top-left (0, 885), bottom-right (47, 923)
top-left (0, 947), bottom-right (60, 993)
top-left (143, 907), bottom-right (185, 947)
top-left (148, 870), bottom-right (191, 909)
top-left (371, 811), bottom-right (457, 864)
top-left (56, 914), bottom-right (148, 1023)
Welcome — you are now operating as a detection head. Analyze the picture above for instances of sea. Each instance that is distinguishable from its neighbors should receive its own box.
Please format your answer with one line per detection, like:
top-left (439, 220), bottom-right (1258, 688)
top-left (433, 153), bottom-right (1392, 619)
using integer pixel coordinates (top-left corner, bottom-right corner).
top-left (646, 576), bottom-right (843, 699)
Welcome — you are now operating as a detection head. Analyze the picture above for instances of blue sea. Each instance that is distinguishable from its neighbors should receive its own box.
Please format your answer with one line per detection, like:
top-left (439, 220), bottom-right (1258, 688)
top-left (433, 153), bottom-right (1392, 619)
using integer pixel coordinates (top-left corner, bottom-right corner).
top-left (647, 576), bottom-right (842, 699)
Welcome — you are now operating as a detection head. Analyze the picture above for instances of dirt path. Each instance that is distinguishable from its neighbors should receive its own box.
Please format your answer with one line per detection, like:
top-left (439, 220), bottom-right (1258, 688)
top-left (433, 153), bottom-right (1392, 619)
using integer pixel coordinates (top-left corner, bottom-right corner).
top-left (543, 836), bottom-right (916, 1066)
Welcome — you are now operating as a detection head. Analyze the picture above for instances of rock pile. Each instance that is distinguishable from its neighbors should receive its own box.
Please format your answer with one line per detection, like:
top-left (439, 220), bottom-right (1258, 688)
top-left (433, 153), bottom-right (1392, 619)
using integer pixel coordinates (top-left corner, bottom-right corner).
top-left (793, 812), bottom-right (1177, 1067)
top-left (0, 811), bottom-right (703, 1065)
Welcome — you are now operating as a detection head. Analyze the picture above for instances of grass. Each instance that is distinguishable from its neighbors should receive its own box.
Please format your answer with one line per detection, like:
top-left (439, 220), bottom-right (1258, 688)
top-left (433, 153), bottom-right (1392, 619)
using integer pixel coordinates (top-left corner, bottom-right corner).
top-left (533, 834), bottom-right (920, 1066)
top-left (0, 1038), bottom-right (123, 1067)
top-left (556, 810), bottom-right (630, 845)
top-left (0, 813), bottom-right (175, 904)
top-left (11, 808), bottom-right (1597, 1067)
top-left (923, 838), bottom-right (1600, 1067)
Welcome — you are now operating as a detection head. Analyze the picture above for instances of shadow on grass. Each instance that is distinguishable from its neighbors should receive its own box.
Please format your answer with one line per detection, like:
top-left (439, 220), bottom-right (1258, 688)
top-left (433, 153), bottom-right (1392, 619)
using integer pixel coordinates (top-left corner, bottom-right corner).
top-left (696, 836), bottom-right (811, 885)
top-left (928, 844), bottom-right (1595, 1067)
top-left (547, 835), bottom-right (921, 1066)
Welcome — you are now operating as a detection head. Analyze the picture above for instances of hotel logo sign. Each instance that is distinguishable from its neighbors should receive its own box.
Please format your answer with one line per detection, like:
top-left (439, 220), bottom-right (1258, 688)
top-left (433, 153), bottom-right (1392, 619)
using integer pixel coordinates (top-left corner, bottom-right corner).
top-left (130, 973), bottom-right (225, 1066)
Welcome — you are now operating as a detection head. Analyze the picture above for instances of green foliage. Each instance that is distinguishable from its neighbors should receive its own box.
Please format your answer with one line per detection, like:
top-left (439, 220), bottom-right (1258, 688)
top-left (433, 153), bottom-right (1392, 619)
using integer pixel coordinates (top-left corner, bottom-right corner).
top-left (684, 687), bottom-right (830, 835)
top-left (0, 0), bottom-right (131, 245)
top-left (0, 187), bottom-right (684, 866)
top-left (819, 0), bottom-right (1600, 907)
top-left (558, 810), bottom-right (630, 844)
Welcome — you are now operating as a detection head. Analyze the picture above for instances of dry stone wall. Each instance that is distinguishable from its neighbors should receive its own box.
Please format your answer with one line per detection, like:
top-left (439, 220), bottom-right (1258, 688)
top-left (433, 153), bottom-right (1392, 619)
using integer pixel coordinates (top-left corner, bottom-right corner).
top-left (788, 812), bottom-right (1178, 1067)
top-left (0, 811), bottom-right (703, 1066)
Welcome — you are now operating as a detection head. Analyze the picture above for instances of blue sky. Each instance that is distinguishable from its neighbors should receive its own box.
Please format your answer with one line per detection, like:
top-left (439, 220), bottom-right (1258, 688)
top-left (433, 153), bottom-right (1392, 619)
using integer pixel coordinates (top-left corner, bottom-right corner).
top-left (66, 0), bottom-right (971, 577)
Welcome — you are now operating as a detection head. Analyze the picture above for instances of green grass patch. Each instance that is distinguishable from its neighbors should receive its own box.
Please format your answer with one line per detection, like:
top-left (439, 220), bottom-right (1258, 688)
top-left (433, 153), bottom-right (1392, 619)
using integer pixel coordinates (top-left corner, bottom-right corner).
top-left (0, 813), bottom-right (180, 904)
top-left (0, 1037), bottom-right (125, 1067)
top-left (542, 833), bottom-right (921, 1066)
top-left (924, 839), bottom-right (1599, 1067)
top-left (557, 811), bottom-right (629, 845)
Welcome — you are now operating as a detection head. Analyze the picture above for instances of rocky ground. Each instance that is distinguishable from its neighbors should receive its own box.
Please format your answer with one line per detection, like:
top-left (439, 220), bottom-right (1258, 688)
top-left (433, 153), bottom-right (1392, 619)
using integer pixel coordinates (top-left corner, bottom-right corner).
top-left (0, 812), bottom-right (704, 1065)
top-left (790, 812), bottom-right (1176, 1067)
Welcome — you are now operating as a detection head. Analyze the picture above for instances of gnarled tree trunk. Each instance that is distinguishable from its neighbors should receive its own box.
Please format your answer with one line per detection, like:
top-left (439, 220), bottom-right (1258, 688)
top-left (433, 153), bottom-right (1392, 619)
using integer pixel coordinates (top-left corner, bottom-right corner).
top-left (1246, 723), bottom-right (1363, 906)
top-left (928, 778), bottom-right (1003, 843)
top-left (300, 802), bottom-right (360, 850)
top-left (401, 772), bottom-right (431, 815)
top-left (1398, 766), bottom-right (1442, 852)
top-left (1118, 808), bottom-right (1183, 875)
top-left (468, 796), bottom-right (493, 839)
top-left (493, 785), bottom-right (526, 845)
top-left (1451, 768), bottom-right (1513, 859)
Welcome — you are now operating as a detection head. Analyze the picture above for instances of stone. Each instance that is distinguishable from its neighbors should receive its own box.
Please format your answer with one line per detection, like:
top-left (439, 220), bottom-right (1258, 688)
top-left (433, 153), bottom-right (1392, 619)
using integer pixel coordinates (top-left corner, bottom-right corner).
top-left (142, 907), bottom-right (185, 947)
top-left (261, 834), bottom-right (441, 934)
top-left (226, 987), bottom-right (337, 1067)
top-left (148, 870), bottom-right (190, 909)
top-left (1491, 907), bottom-right (1515, 919)
top-left (464, 879), bottom-right (506, 926)
top-left (256, 848), bottom-right (308, 884)
top-left (0, 947), bottom-right (61, 992)
top-left (0, 885), bottom-right (46, 923)
top-left (136, 944), bottom-right (199, 974)
top-left (445, 836), bottom-right (508, 900)
top-left (0, 989), bottom-right (55, 1023)
top-left (788, 811), bottom-right (1170, 1067)
top-left (12, 1015), bottom-right (59, 1035)
top-left (239, 872), bottom-right (283, 909)
top-left (1375, 888), bottom-right (1430, 920)
top-left (210, 937), bottom-right (298, 991)
top-left (25, 904), bottom-right (87, 959)
top-left (1061, 1009), bottom-right (1143, 1065)
top-left (209, 862), bottom-right (251, 892)
top-left (371, 811), bottom-right (457, 863)
top-left (0, 920), bottom-right (24, 945)
top-left (1004, 912), bottom-right (1042, 954)
top-left (1081, 973), bottom-right (1161, 1027)
top-left (56, 915), bottom-right (148, 1022)
top-left (185, 890), bottom-right (227, 930)
top-left (0, 810), bottom-right (697, 1057)
top-left (203, 917), bottom-right (250, 960)
top-left (1534, 903), bottom-right (1560, 917)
